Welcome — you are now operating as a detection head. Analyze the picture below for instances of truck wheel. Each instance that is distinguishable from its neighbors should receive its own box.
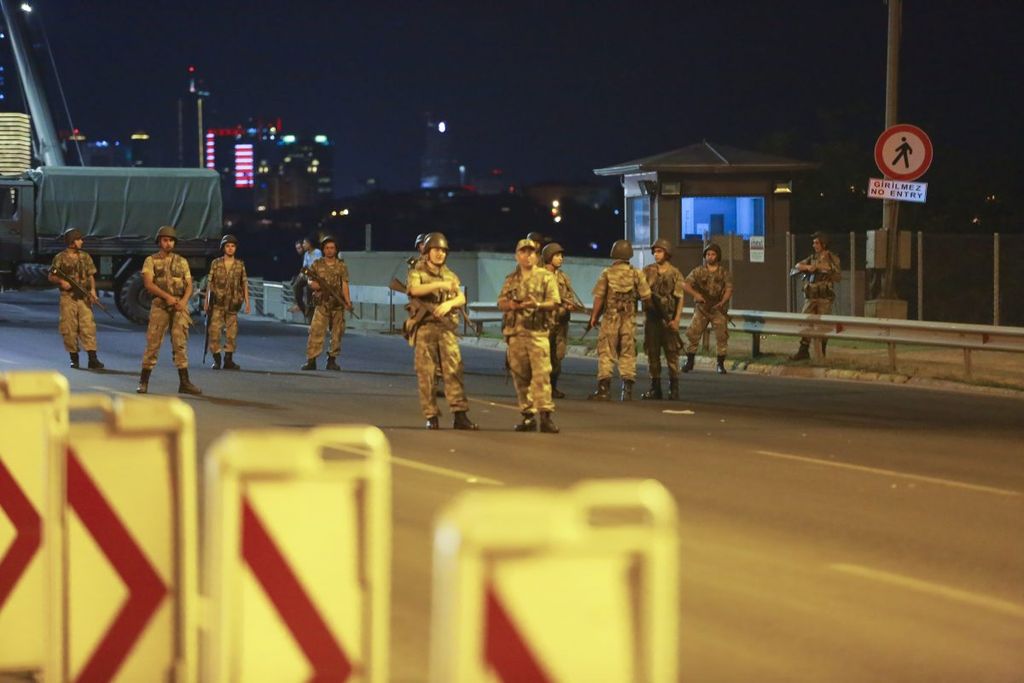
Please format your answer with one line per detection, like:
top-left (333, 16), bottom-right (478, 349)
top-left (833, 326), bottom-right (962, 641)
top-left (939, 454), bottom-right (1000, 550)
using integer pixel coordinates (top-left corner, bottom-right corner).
top-left (15, 263), bottom-right (53, 287)
top-left (116, 271), bottom-right (152, 325)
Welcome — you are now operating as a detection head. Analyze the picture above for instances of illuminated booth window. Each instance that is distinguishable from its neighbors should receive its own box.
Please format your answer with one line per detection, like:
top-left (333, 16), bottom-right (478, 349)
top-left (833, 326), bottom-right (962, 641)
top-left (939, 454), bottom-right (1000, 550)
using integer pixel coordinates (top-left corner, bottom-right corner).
top-left (681, 196), bottom-right (764, 240)
top-left (626, 196), bottom-right (650, 245)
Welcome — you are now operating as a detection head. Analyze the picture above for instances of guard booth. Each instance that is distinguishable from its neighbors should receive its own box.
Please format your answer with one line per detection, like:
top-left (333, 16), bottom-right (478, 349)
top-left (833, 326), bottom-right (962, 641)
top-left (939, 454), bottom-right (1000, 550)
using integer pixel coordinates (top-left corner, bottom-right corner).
top-left (594, 141), bottom-right (817, 311)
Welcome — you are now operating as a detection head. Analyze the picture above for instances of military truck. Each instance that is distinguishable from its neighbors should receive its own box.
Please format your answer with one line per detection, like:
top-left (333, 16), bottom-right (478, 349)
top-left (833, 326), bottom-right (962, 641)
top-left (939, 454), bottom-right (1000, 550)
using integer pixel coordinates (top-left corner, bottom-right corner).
top-left (0, 166), bottom-right (222, 323)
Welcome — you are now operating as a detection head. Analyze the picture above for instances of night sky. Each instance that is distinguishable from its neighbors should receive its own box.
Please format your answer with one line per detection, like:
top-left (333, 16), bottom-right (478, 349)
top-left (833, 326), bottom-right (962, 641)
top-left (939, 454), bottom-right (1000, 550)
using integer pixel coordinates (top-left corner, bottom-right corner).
top-left (23, 1), bottom-right (1024, 194)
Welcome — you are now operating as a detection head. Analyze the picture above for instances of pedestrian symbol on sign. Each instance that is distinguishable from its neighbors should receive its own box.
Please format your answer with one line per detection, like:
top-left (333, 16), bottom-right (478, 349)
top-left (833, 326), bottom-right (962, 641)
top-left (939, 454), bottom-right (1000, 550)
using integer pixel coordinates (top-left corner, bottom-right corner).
top-left (891, 137), bottom-right (913, 169)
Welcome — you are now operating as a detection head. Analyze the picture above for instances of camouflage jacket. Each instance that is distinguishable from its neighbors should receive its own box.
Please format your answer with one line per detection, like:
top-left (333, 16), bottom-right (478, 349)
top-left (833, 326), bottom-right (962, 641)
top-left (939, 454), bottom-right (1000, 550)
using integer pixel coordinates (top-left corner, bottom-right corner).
top-left (643, 262), bottom-right (684, 321)
top-left (546, 265), bottom-right (575, 321)
top-left (309, 258), bottom-right (349, 309)
top-left (592, 261), bottom-right (651, 315)
top-left (801, 251), bottom-right (841, 300)
top-left (51, 249), bottom-right (96, 299)
top-left (499, 266), bottom-right (561, 337)
top-left (208, 256), bottom-right (247, 311)
top-left (684, 265), bottom-right (733, 308)
top-left (143, 252), bottom-right (191, 305)
top-left (406, 261), bottom-right (461, 328)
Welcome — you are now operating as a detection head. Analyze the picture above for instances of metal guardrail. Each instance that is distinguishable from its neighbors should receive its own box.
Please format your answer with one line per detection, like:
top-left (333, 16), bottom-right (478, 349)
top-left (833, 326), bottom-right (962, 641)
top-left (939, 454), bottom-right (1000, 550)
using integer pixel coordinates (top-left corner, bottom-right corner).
top-left (466, 302), bottom-right (1024, 378)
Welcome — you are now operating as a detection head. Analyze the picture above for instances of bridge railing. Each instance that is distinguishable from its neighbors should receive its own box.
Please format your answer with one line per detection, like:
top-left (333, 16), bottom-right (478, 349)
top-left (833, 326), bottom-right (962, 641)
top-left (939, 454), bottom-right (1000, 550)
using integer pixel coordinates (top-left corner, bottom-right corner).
top-left (465, 302), bottom-right (1024, 378)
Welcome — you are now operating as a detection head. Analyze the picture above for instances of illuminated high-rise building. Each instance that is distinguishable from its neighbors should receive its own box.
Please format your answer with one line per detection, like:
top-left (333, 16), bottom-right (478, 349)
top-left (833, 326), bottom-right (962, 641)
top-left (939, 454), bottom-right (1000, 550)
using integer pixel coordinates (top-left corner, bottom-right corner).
top-left (420, 115), bottom-right (460, 189)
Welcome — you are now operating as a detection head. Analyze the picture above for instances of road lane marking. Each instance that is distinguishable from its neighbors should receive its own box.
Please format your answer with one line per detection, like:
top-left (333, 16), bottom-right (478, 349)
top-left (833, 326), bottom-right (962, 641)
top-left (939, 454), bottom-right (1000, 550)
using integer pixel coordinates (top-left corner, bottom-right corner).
top-left (829, 563), bottom-right (1024, 619)
top-left (391, 456), bottom-right (504, 486)
top-left (468, 397), bottom-right (521, 411)
top-left (754, 450), bottom-right (1021, 497)
top-left (87, 386), bottom-right (138, 398)
top-left (0, 357), bottom-right (16, 364)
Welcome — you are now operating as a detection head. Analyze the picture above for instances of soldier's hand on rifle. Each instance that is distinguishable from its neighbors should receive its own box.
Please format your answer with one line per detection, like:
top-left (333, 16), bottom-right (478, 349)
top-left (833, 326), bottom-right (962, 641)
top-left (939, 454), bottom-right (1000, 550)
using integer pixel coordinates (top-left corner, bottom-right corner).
top-left (668, 318), bottom-right (680, 331)
top-left (693, 295), bottom-right (706, 305)
top-left (309, 280), bottom-right (321, 291)
top-left (245, 302), bottom-right (252, 314)
top-left (433, 301), bottom-right (452, 318)
top-left (59, 280), bottom-right (72, 291)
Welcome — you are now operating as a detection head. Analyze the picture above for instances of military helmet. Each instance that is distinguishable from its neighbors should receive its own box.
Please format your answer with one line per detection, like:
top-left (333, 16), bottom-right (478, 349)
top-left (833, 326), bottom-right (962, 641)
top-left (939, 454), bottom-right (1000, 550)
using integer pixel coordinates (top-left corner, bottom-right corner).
top-left (219, 234), bottom-right (238, 249)
top-left (541, 242), bottom-right (564, 264)
top-left (320, 234), bottom-right (337, 249)
top-left (526, 231), bottom-right (546, 246)
top-left (155, 225), bottom-right (177, 243)
top-left (651, 238), bottom-right (672, 258)
top-left (423, 232), bottom-right (449, 251)
top-left (414, 233), bottom-right (427, 248)
top-left (811, 231), bottom-right (830, 248)
top-left (703, 242), bottom-right (722, 259)
top-left (62, 227), bottom-right (84, 244)
top-left (610, 239), bottom-right (633, 260)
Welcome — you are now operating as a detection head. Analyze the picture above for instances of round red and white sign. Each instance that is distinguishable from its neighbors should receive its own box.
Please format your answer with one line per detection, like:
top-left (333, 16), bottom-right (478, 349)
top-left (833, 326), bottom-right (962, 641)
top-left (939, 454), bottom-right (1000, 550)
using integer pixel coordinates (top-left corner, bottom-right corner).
top-left (875, 124), bottom-right (933, 181)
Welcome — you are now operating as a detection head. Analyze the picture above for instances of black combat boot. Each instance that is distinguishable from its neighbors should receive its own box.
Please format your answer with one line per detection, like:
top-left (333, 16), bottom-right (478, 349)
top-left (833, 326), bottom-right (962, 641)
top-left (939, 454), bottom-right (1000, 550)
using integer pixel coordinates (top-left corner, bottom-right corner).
top-left (587, 378), bottom-right (611, 401)
top-left (621, 379), bottom-right (634, 401)
top-left (177, 368), bottom-right (202, 395)
top-left (539, 411), bottom-right (559, 434)
top-left (136, 368), bottom-right (151, 394)
top-left (641, 378), bottom-right (662, 400)
top-left (551, 372), bottom-right (566, 399)
top-left (326, 356), bottom-right (341, 371)
top-left (716, 355), bottom-right (728, 375)
top-left (223, 352), bottom-right (240, 370)
top-left (69, 352), bottom-right (80, 369)
top-left (668, 377), bottom-right (680, 400)
top-left (453, 411), bottom-right (479, 430)
top-left (210, 352), bottom-right (222, 369)
top-left (301, 358), bottom-right (317, 371)
top-left (682, 353), bottom-right (695, 373)
top-left (790, 342), bottom-right (810, 361)
top-left (514, 412), bottom-right (537, 432)
top-left (86, 351), bottom-right (104, 370)
top-left (425, 416), bottom-right (440, 430)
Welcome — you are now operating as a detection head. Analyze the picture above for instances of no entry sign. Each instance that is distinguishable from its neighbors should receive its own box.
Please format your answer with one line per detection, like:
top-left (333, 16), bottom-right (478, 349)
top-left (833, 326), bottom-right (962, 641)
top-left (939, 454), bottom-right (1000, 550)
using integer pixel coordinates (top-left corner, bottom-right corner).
top-left (875, 124), bottom-right (933, 181)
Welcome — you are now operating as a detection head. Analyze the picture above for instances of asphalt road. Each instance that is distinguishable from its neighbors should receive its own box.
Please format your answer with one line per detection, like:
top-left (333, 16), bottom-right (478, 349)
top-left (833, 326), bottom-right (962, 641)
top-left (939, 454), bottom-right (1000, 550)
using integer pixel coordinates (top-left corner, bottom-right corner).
top-left (2, 291), bottom-right (1022, 682)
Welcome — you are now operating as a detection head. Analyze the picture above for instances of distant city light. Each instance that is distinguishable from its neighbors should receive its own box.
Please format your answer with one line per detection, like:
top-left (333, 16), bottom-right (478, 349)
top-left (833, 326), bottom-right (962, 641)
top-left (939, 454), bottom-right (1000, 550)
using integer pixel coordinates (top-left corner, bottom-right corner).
top-left (613, 209), bottom-right (620, 216)
top-left (130, 132), bottom-right (150, 141)
top-left (589, 242), bottom-right (599, 250)
top-left (553, 215), bottom-right (562, 223)
top-left (437, 121), bottom-right (446, 133)
top-left (281, 134), bottom-right (296, 144)
top-left (551, 200), bottom-right (560, 208)
top-left (20, 4), bottom-right (32, 13)
top-left (234, 143), bottom-right (254, 188)
top-left (314, 134), bottom-right (328, 144)
top-left (339, 209), bottom-right (350, 216)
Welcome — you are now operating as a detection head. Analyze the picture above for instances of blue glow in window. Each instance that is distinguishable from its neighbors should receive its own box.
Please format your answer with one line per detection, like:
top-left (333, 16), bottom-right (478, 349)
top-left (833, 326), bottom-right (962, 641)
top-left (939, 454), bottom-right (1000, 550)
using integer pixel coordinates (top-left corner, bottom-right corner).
top-left (627, 197), bottom-right (650, 246)
top-left (681, 196), bottom-right (764, 240)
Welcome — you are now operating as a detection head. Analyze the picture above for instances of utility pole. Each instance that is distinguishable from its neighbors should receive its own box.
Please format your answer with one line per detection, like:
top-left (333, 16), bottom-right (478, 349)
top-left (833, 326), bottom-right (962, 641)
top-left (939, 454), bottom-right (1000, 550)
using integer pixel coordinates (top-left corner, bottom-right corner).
top-left (881, 0), bottom-right (902, 300)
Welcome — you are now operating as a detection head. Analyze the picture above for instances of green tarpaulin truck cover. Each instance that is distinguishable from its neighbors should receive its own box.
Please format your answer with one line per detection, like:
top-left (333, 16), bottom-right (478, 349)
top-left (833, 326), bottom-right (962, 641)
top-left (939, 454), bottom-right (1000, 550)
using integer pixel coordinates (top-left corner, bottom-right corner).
top-left (27, 166), bottom-right (222, 240)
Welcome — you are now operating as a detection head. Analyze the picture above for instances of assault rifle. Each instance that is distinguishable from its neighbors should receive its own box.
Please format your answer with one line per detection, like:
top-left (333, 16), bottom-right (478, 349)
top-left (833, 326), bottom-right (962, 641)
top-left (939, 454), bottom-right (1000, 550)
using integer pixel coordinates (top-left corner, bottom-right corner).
top-left (50, 266), bottom-right (114, 319)
top-left (203, 290), bottom-right (215, 364)
top-left (390, 276), bottom-right (477, 338)
top-left (645, 274), bottom-right (685, 347)
top-left (302, 266), bottom-right (360, 318)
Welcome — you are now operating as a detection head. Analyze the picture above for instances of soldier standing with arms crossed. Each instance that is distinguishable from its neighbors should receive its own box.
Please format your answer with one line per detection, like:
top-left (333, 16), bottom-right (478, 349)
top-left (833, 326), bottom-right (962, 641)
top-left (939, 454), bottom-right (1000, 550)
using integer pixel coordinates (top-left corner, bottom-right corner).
top-left (498, 238), bottom-right (561, 432)
top-left (136, 225), bottom-right (201, 395)
top-left (641, 239), bottom-right (685, 399)
top-left (48, 227), bottom-right (104, 369)
top-left (681, 243), bottom-right (734, 375)
top-left (301, 235), bottom-right (351, 371)
top-left (541, 241), bottom-right (577, 399)
top-left (206, 234), bottom-right (250, 370)
top-left (789, 231), bottom-right (841, 360)
top-left (587, 239), bottom-right (652, 401)
top-left (405, 233), bottom-right (478, 430)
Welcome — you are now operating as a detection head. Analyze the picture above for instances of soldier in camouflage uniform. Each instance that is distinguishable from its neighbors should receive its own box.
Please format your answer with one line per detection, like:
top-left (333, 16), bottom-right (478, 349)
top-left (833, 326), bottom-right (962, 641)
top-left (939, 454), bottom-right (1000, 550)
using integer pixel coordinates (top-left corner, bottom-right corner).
top-left (587, 239), bottom-right (652, 401)
top-left (641, 239), bottom-right (685, 399)
top-left (541, 242), bottom-right (579, 399)
top-left (498, 239), bottom-right (561, 433)
top-left (206, 234), bottom-right (250, 370)
top-left (48, 227), bottom-right (104, 369)
top-left (405, 233), bottom-right (478, 430)
top-left (682, 243), bottom-right (734, 375)
top-left (790, 231), bottom-right (842, 360)
top-left (301, 235), bottom-right (352, 371)
top-left (137, 225), bottom-right (201, 395)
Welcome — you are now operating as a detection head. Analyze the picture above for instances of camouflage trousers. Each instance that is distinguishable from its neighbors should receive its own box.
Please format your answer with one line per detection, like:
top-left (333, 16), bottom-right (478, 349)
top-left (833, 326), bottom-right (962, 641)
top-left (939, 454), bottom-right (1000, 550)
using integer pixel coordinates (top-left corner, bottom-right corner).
top-left (307, 306), bottom-right (345, 358)
top-left (596, 311), bottom-right (638, 381)
top-left (548, 320), bottom-right (568, 378)
top-left (644, 317), bottom-right (680, 379)
top-left (207, 307), bottom-right (238, 353)
top-left (414, 323), bottom-right (467, 418)
top-left (685, 306), bottom-right (729, 355)
top-left (509, 333), bottom-right (554, 413)
top-left (142, 303), bottom-right (191, 369)
top-left (800, 297), bottom-right (834, 345)
top-left (58, 294), bottom-right (98, 353)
